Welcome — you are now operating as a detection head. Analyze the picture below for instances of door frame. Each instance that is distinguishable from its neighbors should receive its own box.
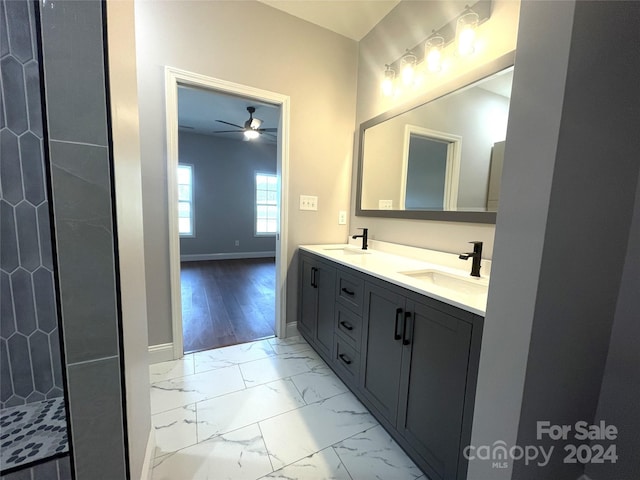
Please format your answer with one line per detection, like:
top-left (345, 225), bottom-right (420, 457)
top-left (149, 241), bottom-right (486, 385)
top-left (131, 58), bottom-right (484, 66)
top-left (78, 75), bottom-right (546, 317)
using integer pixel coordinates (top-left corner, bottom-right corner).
top-left (400, 125), bottom-right (461, 211)
top-left (165, 66), bottom-right (290, 359)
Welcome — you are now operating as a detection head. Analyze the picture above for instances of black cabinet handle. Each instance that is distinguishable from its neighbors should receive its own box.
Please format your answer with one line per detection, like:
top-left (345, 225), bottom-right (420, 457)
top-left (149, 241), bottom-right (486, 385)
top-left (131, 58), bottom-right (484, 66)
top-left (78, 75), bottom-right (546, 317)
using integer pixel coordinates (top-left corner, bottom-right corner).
top-left (338, 353), bottom-right (352, 365)
top-left (341, 287), bottom-right (355, 296)
top-left (394, 308), bottom-right (403, 340)
top-left (311, 267), bottom-right (318, 288)
top-left (339, 320), bottom-right (354, 331)
top-left (402, 311), bottom-right (412, 346)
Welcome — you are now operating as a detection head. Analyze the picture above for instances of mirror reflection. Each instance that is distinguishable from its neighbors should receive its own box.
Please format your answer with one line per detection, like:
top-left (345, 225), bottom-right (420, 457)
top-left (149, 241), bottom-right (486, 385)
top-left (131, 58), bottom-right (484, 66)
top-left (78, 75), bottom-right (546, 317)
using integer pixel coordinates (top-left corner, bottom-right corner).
top-left (359, 66), bottom-right (513, 214)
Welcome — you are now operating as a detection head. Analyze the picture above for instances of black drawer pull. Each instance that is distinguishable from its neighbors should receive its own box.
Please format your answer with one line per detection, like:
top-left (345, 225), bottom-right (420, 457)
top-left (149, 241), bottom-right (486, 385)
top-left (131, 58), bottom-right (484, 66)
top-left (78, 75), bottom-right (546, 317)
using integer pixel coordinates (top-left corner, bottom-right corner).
top-left (394, 308), bottom-right (403, 340)
top-left (311, 267), bottom-right (318, 288)
top-left (339, 320), bottom-right (354, 331)
top-left (338, 353), bottom-right (352, 365)
top-left (341, 287), bottom-right (355, 296)
top-left (402, 311), bottom-right (412, 346)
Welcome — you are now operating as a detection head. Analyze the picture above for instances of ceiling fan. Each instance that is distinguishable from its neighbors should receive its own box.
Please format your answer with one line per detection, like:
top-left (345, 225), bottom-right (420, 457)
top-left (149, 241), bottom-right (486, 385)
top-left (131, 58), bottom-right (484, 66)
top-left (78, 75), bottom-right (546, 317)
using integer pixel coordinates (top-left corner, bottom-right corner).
top-left (213, 106), bottom-right (277, 140)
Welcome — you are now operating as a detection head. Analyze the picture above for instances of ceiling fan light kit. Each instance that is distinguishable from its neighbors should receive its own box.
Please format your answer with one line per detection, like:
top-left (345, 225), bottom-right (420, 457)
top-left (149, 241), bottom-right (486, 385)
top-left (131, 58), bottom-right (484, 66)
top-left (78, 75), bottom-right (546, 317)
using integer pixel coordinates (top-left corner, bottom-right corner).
top-left (213, 106), bottom-right (277, 141)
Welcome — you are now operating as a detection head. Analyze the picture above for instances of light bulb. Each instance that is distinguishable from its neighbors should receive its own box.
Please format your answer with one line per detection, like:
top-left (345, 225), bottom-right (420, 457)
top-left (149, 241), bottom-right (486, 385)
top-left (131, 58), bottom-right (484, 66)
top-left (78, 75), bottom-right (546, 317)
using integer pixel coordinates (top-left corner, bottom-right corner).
top-left (457, 10), bottom-right (479, 56)
top-left (400, 53), bottom-right (417, 86)
top-left (381, 65), bottom-right (395, 97)
top-left (425, 35), bottom-right (444, 72)
top-left (244, 129), bottom-right (259, 140)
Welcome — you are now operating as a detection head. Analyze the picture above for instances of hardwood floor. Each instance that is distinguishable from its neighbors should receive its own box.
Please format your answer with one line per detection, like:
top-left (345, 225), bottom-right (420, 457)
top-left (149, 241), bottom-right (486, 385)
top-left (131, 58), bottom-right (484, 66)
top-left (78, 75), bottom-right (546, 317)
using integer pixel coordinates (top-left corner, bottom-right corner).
top-left (180, 258), bottom-right (275, 354)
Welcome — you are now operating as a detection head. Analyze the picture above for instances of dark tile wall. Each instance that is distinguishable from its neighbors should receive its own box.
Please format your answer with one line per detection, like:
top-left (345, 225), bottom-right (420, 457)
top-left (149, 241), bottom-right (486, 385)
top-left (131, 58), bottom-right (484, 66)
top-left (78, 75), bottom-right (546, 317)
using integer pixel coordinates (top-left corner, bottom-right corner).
top-left (38, 0), bottom-right (128, 478)
top-left (2, 0), bottom-right (128, 477)
top-left (0, 0), bottom-right (65, 408)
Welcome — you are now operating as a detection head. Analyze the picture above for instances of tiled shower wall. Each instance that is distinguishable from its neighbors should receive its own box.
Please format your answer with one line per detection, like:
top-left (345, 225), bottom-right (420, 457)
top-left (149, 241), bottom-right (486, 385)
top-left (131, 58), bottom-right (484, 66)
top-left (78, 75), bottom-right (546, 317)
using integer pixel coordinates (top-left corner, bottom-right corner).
top-left (0, 0), bottom-right (64, 409)
top-left (39, 0), bottom-right (129, 478)
top-left (2, 0), bottom-right (129, 477)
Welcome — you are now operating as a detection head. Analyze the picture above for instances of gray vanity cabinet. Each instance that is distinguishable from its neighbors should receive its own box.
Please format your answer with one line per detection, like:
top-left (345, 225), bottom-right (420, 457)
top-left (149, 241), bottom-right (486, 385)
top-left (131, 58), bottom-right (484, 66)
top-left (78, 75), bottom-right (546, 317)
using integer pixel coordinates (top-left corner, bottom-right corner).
top-left (359, 278), bottom-right (481, 480)
top-left (297, 249), bottom-right (483, 480)
top-left (298, 253), bottom-right (336, 359)
top-left (397, 299), bottom-right (475, 480)
top-left (359, 281), bottom-right (405, 424)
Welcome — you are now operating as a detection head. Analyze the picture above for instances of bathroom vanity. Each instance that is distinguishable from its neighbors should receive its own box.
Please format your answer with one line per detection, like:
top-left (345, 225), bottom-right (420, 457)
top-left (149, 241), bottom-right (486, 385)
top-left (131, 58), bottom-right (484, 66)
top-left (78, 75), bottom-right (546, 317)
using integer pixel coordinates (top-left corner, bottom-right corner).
top-left (297, 242), bottom-right (487, 480)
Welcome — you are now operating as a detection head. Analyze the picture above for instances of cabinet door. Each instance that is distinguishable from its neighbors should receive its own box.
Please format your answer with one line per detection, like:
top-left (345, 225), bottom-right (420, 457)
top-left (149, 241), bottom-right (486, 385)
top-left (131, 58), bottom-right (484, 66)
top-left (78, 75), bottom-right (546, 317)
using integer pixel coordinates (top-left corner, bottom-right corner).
top-left (298, 256), bottom-right (318, 339)
top-left (360, 282), bottom-right (405, 424)
top-left (315, 263), bottom-right (336, 357)
top-left (398, 300), bottom-right (472, 480)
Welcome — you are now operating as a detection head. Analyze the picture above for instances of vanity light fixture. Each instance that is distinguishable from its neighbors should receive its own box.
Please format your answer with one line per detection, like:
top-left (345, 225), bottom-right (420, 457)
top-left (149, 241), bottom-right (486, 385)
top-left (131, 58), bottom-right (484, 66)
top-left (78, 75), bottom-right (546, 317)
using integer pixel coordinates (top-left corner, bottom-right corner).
top-left (457, 6), bottom-right (480, 56)
top-left (400, 52), bottom-right (417, 86)
top-left (425, 33), bottom-right (445, 72)
top-left (381, 64), bottom-right (396, 96)
top-left (378, 0), bottom-right (491, 97)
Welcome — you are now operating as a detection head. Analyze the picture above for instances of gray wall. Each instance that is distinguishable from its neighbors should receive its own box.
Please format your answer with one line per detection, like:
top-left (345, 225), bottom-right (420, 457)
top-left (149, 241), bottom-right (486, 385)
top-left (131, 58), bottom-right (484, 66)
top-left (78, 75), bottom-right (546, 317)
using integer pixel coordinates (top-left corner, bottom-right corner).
top-left (1, 0), bottom-right (64, 409)
top-left (470, 2), bottom-right (640, 479)
top-left (587, 167), bottom-right (640, 479)
top-left (39, 1), bottom-right (128, 478)
top-left (179, 132), bottom-right (276, 256)
top-left (135, 0), bottom-right (358, 346)
top-left (512, 3), bottom-right (640, 478)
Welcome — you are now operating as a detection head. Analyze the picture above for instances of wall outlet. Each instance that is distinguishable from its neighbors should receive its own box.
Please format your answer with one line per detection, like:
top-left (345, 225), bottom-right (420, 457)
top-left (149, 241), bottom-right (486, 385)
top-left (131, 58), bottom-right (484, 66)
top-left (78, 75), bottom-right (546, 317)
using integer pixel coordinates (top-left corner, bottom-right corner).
top-left (300, 195), bottom-right (318, 211)
top-left (379, 199), bottom-right (393, 210)
top-left (234, 240), bottom-right (240, 246)
top-left (338, 210), bottom-right (347, 225)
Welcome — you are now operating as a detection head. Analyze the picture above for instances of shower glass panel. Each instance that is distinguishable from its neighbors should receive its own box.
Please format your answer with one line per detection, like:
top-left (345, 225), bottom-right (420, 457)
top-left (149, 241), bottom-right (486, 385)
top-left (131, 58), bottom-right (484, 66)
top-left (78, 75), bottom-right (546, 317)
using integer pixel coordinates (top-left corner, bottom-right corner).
top-left (1, 0), bottom-right (70, 475)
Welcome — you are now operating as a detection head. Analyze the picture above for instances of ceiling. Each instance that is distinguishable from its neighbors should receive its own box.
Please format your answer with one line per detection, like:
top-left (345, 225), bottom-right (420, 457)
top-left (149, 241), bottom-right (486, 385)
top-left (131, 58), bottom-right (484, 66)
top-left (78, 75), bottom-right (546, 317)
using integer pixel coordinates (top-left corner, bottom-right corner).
top-left (178, 1), bottom-right (402, 143)
top-left (178, 86), bottom-right (280, 143)
top-left (257, 0), bottom-right (400, 41)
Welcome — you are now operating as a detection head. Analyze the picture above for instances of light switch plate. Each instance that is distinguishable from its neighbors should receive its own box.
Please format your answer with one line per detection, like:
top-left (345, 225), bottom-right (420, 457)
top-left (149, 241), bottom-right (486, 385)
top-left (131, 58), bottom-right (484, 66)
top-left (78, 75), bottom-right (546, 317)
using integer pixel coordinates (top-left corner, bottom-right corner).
top-left (379, 199), bottom-right (393, 210)
top-left (338, 210), bottom-right (347, 225)
top-left (300, 195), bottom-right (318, 211)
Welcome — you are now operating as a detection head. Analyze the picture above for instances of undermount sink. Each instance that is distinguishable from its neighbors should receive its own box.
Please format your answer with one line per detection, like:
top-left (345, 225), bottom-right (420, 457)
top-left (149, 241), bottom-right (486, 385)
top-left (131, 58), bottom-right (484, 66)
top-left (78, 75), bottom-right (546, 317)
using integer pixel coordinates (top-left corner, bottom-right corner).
top-left (399, 269), bottom-right (488, 296)
top-left (323, 247), bottom-right (371, 255)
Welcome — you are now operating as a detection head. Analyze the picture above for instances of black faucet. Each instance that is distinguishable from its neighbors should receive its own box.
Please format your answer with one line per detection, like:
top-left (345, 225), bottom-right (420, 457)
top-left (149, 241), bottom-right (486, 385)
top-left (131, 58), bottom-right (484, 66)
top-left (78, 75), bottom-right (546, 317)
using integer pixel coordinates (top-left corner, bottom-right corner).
top-left (459, 241), bottom-right (483, 277)
top-left (352, 228), bottom-right (368, 250)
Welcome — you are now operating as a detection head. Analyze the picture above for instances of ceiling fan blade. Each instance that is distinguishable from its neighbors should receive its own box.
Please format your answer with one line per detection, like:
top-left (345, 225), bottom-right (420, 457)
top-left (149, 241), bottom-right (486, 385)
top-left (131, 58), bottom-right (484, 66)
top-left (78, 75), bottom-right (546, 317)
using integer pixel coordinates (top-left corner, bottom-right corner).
top-left (212, 129), bottom-right (244, 133)
top-left (215, 120), bottom-right (244, 129)
top-left (257, 128), bottom-right (278, 133)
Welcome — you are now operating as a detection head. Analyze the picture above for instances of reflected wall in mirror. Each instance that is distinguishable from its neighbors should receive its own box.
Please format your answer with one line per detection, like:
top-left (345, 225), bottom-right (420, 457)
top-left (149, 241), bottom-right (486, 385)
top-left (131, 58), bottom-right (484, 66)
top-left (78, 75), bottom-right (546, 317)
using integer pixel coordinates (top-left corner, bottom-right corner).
top-left (356, 52), bottom-right (515, 223)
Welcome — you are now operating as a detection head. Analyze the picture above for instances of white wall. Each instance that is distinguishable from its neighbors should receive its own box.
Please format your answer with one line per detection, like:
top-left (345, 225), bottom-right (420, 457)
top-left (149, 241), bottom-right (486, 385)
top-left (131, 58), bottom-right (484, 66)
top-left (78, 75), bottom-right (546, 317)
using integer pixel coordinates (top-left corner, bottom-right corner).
top-left (351, 0), bottom-right (520, 256)
top-left (106, 1), bottom-right (151, 477)
top-left (135, 0), bottom-right (358, 346)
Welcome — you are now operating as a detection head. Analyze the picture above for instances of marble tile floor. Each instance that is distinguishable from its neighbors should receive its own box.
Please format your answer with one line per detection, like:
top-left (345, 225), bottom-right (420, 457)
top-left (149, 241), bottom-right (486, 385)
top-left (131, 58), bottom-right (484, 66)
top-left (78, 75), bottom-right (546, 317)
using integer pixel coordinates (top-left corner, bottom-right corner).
top-left (149, 335), bottom-right (428, 480)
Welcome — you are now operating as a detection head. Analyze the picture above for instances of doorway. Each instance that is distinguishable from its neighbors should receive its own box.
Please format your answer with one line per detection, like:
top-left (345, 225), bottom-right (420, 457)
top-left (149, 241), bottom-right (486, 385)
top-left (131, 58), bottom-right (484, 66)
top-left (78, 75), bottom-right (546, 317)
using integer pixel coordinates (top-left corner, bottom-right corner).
top-left (165, 68), bottom-right (290, 359)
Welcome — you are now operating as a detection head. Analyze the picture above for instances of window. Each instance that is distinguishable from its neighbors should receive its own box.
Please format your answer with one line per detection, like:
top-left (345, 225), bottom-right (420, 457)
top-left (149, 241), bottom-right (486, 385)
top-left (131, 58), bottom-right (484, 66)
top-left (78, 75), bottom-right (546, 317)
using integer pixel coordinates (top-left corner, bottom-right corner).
top-left (178, 164), bottom-right (194, 236)
top-left (255, 173), bottom-right (277, 235)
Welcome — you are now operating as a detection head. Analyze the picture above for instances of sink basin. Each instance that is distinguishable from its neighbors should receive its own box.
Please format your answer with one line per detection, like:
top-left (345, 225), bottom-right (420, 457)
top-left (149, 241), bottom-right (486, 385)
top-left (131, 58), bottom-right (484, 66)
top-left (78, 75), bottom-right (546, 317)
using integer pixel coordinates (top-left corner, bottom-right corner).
top-left (399, 269), bottom-right (488, 296)
top-left (323, 247), bottom-right (371, 255)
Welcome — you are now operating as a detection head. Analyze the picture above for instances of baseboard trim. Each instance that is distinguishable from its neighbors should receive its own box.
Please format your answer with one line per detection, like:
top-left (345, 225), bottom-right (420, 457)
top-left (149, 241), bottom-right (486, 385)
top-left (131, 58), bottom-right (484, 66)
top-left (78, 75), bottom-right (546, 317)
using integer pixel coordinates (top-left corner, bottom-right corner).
top-left (148, 343), bottom-right (174, 364)
top-left (140, 428), bottom-right (155, 480)
top-left (285, 322), bottom-right (298, 338)
top-left (180, 251), bottom-right (276, 262)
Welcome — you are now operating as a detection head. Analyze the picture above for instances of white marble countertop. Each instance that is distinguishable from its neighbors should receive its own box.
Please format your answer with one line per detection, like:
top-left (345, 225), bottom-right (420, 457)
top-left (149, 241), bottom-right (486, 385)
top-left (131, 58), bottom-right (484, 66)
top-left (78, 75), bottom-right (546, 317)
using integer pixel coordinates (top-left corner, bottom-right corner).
top-left (299, 240), bottom-right (490, 316)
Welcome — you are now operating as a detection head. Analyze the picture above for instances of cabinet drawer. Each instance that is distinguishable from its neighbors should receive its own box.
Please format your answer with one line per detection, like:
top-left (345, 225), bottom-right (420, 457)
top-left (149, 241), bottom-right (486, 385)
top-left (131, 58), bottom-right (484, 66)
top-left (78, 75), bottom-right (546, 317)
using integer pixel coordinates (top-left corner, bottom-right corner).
top-left (333, 335), bottom-right (360, 386)
top-left (336, 270), bottom-right (364, 314)
top-left (335, 305), bottom-right (362, 351)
